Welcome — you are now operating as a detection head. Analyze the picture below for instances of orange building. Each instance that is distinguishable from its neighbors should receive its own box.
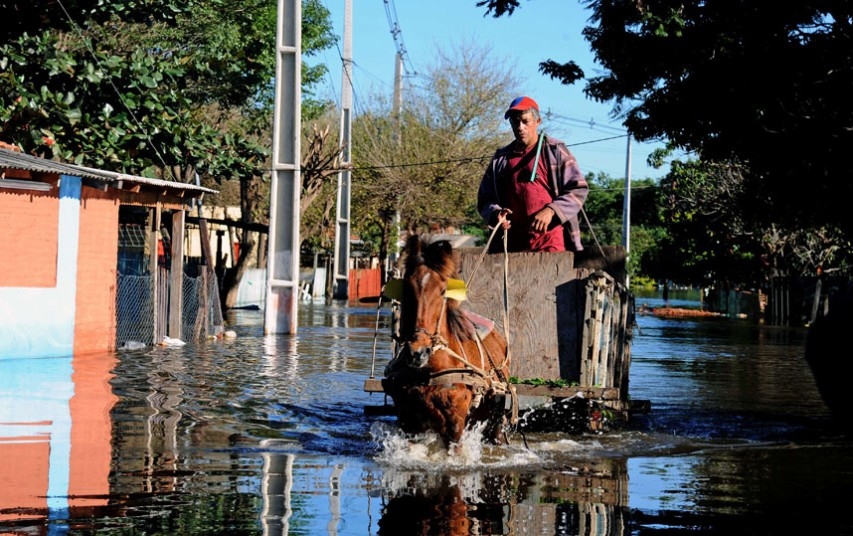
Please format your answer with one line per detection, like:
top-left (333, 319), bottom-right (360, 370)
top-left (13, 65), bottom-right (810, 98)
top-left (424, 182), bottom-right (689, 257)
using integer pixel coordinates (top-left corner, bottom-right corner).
top-left (0, 147), bottom-right (216, 357)
top-left (1, 147), bottom-right (216, 526)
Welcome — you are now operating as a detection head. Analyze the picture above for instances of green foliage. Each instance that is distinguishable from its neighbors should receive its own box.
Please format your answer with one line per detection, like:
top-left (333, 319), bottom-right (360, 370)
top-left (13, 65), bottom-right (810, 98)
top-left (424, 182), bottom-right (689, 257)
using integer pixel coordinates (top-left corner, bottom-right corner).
top-left (581, 172), bottom-right (669, 281)
top-left (648, 160), bottom-right (765, 287)
top-left (480, 1), bottom-right (853, 286)
top-left (1, 31), bottom-right (191, 169)
top-left (581, 172), bottom-right (625, 247)
top-left (1, 0), bottom-right (189, 42)
top-left (579, 1), bottom-right (853, 241)
top-left (629, 275), bottom-right (657, 292)
top-left (509, 377), bottom-right (577, 387)
top-left (1, 0), bottom-right (336, 178)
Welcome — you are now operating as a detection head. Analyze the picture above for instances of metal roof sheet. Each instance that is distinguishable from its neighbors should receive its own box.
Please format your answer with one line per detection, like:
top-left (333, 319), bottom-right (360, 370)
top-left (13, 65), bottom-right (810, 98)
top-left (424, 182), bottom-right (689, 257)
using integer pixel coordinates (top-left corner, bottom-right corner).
top-left (0, 147), bottom-right (217, 195)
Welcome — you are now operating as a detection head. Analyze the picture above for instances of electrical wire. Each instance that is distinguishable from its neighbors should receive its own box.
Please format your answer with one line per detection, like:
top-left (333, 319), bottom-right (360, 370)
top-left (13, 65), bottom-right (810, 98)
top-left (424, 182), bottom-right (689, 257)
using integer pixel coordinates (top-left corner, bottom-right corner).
top-left (383, 0), bottom-right (418, 77)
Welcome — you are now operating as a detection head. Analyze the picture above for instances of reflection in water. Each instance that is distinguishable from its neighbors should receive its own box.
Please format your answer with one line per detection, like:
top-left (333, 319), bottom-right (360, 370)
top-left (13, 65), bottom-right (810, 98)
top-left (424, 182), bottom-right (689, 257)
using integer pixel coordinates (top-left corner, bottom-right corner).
top-left (0, 352), bottom-right (117, 527)
top-left (2, 300), bottom-right (853, 535)
top-left (144, 350), bottom-right (185, 493)
top-left (376, 464), bottom-right (627, 536)
top-left (260, 445), bottom-right (292, 536)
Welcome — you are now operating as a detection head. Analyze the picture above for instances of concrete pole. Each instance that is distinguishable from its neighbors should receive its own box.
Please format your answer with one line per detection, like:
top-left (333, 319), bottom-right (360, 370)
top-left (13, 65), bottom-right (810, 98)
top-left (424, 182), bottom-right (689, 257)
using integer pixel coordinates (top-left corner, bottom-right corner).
top-left (332, 0), bottom-right (353, 301)
top-left (622, 135), bottom-right (632, 287)
top-left (389, 52), bottom-right (403, 276)
top-left (264, 0), bottom-right (302, 334)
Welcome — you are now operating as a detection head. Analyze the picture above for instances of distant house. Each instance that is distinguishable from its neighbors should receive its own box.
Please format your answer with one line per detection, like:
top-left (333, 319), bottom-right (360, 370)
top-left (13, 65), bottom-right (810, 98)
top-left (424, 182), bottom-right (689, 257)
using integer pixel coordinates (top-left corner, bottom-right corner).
top-left (0, 147), bottom-right (217, 358)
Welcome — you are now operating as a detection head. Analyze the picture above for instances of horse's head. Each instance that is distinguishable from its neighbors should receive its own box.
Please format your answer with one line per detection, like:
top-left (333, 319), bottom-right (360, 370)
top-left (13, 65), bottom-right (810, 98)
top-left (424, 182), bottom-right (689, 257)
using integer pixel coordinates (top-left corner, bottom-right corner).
top-left (398, 236), bottom-right (463, 368)
top-left (384, 235), bottom-right (514, 449)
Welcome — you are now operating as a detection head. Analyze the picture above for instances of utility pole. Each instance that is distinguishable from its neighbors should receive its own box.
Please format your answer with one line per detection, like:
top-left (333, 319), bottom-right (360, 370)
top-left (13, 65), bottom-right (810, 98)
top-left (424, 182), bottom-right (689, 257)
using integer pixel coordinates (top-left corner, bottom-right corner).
top-left (384, 0), bottom-right (412, 279)
top-left (622, 135), bottom-right (632, 287)
top-left (264, 0), bottom-right (302, 334)
top-left (331, 0), bottom-right (353, 301)
top-left (393, 52), bottom-right (402, 142)
top-left (388, 52), bottom-right (403, 278)
top-left (621, 135), bottom-right (632, 253)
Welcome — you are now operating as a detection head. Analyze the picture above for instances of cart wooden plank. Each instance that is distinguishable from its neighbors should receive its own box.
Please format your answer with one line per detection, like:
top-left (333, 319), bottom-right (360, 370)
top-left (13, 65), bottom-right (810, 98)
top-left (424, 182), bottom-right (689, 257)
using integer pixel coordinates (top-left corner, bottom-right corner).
top-left (363, 378), bottom-right (619, 400)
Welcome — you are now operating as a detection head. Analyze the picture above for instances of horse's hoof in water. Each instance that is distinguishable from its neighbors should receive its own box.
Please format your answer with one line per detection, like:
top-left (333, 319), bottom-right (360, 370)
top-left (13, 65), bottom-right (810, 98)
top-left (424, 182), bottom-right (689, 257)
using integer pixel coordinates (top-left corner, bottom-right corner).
top-left (486, 435), bottom-right (503, 446)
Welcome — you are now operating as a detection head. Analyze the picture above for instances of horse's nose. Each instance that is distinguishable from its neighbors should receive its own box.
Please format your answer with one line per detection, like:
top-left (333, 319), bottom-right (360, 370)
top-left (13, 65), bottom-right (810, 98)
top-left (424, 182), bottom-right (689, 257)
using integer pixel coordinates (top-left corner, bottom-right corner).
top-left (407, 345), bottom-right (431, 368)
top-left (406, 332), bottom-right (432, 368)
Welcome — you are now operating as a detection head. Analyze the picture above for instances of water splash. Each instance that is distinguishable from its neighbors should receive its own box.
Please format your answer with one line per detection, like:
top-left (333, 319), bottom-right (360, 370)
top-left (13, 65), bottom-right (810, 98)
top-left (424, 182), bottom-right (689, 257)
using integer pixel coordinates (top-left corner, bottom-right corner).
top-left (370, 421), bottom-right (541, 469)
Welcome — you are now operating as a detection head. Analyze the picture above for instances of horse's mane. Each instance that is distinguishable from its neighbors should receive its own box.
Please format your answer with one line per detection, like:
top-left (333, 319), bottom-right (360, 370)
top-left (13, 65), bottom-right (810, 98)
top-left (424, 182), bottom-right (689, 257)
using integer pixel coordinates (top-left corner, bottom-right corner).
top-left (403, 235), bottom-right (475, 342)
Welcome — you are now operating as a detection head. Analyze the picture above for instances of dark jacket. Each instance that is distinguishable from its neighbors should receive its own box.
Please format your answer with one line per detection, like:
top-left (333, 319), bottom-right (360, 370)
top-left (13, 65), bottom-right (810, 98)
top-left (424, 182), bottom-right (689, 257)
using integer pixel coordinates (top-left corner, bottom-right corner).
top-left (477, 134), bottom-right (589, 251)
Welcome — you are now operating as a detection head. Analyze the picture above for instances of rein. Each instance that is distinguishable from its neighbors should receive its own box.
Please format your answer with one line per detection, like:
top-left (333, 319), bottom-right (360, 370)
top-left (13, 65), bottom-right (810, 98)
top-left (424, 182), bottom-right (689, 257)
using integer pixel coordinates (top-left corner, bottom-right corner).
top-left (404, 280), bottom-right (518, 424)
top-left (397, 295), bottom-right (506, 388)
top-left (464, 224), bottom-right (513, 375)
top-left (463, 227), bottom-right (517, 423)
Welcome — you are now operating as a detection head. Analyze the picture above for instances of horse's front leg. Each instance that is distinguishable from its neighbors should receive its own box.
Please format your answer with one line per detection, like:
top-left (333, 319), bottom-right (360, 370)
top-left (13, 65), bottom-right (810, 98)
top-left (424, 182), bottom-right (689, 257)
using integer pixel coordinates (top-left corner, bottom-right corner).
top-left (428, 385), bottom-right (473, 450)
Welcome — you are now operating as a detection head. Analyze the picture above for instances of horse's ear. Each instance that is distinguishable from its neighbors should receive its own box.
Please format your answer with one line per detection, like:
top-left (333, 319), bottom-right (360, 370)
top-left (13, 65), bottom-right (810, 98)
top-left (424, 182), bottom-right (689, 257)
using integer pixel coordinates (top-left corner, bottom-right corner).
top-left (406, 234), bottom-right (421, 255)
top-left (435, 240), bottom-right (453, 256)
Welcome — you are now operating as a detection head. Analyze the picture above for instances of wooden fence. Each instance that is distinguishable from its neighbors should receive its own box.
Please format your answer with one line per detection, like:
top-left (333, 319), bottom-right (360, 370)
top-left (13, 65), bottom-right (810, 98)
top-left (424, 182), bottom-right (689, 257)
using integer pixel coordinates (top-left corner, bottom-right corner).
top-left (348, 267), bottom-right (382, 303)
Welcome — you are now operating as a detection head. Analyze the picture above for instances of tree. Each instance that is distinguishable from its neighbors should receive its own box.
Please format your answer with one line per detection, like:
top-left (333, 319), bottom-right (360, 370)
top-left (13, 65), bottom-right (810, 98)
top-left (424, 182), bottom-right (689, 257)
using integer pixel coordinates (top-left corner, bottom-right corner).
top-left (162, 0), bottom-right (336, 308)
top-left (0, 24), bottom-right (203, 170)
top-left (1, 0), bottom-right (338, 309)
top-left (581, 172), bottom-right (625, 247)
top-left (580, 172), bottom-right (665, 281)
top-left (1, 0), bottom-right (335, 169)
top-left (348, 39), bottom-right (522, 266)
top-left (647, 160), bottom-right (766, 289)
top-left (477, 0), bottom-right (853, 273)
top-left (300, 118), bottom-right (344, 253)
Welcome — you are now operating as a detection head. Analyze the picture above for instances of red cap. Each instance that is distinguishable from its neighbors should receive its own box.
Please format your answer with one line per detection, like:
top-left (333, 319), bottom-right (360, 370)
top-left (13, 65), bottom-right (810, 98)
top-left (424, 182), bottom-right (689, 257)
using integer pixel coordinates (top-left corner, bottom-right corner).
top-left (504, 96), bottom-right (539, 119)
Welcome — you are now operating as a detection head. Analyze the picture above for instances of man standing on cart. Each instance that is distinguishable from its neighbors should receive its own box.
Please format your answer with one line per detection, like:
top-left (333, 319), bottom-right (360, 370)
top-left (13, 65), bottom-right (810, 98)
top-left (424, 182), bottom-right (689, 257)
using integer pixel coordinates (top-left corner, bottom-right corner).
top-left (478, 96), bottom-right (589, 253)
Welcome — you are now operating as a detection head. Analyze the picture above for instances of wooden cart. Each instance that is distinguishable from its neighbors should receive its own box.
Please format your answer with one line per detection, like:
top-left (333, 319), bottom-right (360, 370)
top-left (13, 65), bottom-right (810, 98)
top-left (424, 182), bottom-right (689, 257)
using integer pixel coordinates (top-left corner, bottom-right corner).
top-left (364, 245), bottom-right (647, 432)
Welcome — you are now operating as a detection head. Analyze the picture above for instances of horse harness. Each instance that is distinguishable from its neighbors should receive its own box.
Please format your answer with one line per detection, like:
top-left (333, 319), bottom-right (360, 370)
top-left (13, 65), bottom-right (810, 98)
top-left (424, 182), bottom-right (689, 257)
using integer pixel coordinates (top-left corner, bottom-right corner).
top-left (387, 294), bottom-right (518, 423)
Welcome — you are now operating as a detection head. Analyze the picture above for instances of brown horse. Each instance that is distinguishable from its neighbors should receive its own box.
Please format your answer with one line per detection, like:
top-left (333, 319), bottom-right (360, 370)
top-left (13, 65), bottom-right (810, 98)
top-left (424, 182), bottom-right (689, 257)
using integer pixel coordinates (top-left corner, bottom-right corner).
top-left (382, 235), bottom-right (515, 451)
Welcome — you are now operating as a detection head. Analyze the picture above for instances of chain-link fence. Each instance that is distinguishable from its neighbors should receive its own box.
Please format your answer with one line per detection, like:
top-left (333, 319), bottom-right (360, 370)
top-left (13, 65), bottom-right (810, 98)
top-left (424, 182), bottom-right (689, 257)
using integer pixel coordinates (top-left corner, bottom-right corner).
top-left (116, 269), bottom-right (222, 347)
top-left (181, 272), bottom-right (224, 341)
top-left (116, 274), bottom-right (155, 346)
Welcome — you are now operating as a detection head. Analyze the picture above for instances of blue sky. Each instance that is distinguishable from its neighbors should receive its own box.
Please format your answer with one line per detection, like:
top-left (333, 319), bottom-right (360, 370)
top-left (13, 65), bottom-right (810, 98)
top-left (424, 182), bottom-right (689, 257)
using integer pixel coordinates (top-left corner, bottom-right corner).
top-left (315, 0), bottom-right (678, 180)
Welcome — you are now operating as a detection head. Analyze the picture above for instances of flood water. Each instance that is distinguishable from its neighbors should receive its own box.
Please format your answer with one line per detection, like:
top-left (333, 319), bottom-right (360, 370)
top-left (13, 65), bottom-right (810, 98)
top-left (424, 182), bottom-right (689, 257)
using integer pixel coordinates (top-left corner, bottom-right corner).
top-left (2, 291), bottom-right (852, 535)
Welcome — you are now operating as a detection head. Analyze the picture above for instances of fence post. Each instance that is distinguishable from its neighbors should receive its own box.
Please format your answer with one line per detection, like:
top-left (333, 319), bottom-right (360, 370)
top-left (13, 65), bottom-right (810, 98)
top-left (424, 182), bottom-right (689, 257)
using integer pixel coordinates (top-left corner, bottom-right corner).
top-left (168, 210), bottom-right (185, 339)
top-left (149, 204), bottom-right (161, 342)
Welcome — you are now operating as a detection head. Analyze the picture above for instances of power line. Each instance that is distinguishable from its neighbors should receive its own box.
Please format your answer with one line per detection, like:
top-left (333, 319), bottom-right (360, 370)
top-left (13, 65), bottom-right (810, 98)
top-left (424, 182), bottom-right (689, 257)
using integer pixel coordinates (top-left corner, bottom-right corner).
top-left (571, 134), bottom-right (629, 146)
top-left (383, 0), bottom-right (417, 76)
top-left (341, 131), bottom-right (635, 171)
top-left (544, 110), bottom-right (627, 134)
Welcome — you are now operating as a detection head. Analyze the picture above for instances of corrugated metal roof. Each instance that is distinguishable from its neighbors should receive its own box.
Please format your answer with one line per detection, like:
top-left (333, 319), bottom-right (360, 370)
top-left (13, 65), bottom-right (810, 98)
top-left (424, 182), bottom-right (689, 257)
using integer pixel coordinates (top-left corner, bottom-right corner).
top-left (0, 147), bottom-right (217, 195)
